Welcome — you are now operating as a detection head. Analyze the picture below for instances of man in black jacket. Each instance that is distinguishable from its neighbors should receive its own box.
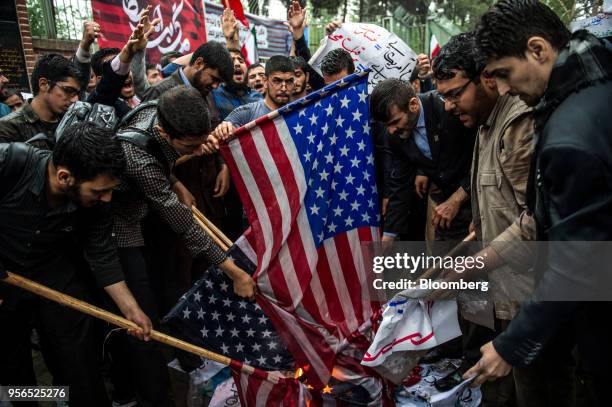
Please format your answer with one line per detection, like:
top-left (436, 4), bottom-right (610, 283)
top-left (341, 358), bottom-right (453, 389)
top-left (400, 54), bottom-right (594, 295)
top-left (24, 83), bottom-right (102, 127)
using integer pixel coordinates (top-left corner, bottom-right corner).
top-left (370, 79), bottom-right (475, 242)
top-left (0, 123), bottom-right (151, 407)
top-left (467, 1), bottom-right (612, 404)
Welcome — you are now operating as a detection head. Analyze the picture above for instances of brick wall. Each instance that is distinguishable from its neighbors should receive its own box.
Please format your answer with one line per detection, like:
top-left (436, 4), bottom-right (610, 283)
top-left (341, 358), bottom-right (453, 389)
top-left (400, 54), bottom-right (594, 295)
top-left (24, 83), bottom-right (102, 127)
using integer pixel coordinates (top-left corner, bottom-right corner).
top-left (32, 38), bottom-right (80, 60)
top-left (15, 0), bottom-right (35, 79)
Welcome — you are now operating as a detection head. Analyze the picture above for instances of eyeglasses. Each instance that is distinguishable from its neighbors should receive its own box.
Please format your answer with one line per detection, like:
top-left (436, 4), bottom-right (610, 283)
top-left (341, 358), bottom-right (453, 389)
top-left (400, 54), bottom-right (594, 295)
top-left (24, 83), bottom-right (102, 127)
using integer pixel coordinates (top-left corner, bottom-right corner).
top-left (439, 80), bottom-right (472, 103)
top-left (270, 77), bottom-right (295, 88)
top-left (48, 80), bottom-right (80, 98)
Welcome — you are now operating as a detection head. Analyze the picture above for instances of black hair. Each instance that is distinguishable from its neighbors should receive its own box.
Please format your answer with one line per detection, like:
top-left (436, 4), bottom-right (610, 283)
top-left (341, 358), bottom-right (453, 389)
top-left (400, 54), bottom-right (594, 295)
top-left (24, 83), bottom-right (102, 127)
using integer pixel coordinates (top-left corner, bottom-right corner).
top-left (145, 63), bottom-right (158, 72)
top-left (31, 53), bottom-right (80, 96)
top-left (246, 63), bottom-right (264, 75)
top-left (157, 86), bottom-right (211, 139)
top-left (0, 88), bottom-right (24, 102)
top-left (160, 51), bottom-right (183, 68)
top-left (290, 56), bottom-right (308, 73)
top-left (91, 47), bottom-right (120, 76)
top-left (409, 67), bottom-right (420, 83)
top-left (264, 55), bottom-right (294, 76)
top-left (369, 78), bottom-right (416, 123)
top-left (477, 0), bottom-right (570, 59)
top-left (52, 122), bottom-right (125, 182)
top-left (433, 31), bottom-right (487, 81)
top-left (189, 42), bottom-right (233, 82)
top-left (321, 48), bottom-right (355, 77)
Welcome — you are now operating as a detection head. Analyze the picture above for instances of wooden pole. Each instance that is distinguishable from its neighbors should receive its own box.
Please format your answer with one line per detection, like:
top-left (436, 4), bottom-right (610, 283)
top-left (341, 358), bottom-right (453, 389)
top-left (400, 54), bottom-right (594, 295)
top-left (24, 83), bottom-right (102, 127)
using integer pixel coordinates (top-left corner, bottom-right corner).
top-left (192, 206), bottom-right (233, 249)
top-left (1, 272), bottom-right (281, 382)
top-left (418, 231), bottom-right (477, 281)
top-left (192, 214), bottom-right (229, 252)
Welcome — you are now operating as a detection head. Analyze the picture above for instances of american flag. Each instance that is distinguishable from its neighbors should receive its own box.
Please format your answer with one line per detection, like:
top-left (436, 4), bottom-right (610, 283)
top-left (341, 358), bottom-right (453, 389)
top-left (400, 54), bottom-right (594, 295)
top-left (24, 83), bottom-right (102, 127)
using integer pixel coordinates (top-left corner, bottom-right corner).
top-left (229, 359), bottom-right (310, 406)
top-left (221, 71), bottom-right (383, 391)
top-left (163, 237), bottom-right (295, 372)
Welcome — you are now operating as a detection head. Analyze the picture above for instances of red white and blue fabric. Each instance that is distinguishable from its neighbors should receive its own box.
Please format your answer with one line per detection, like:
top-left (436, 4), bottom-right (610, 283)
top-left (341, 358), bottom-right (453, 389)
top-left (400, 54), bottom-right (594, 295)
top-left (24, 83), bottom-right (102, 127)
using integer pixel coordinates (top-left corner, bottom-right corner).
top-left (221, 71), bottom-right (382, 389)
top-left (221, 0), bottom-right (258, 65)
top-left (230, 359), bottom-right (309, 407)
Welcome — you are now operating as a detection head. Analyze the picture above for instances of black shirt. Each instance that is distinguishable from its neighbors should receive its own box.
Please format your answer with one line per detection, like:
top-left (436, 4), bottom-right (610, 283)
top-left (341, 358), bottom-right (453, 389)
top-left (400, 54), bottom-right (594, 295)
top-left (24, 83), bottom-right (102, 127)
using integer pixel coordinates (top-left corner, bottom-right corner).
top-left (0, 143), bottom-right (124, 306)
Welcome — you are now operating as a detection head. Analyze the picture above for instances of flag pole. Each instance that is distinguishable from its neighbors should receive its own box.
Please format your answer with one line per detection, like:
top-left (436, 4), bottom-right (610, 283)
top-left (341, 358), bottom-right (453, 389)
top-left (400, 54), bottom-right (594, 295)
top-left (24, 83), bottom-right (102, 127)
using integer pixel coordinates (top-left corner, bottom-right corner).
top-left (418, 231), bottom-right (477, 281)
top-left (192, 206), bottom-right (233, 249)
top-left (192, 211), bottom-right (230, 251)
top-left (1, 272), bottom-right (282, 383)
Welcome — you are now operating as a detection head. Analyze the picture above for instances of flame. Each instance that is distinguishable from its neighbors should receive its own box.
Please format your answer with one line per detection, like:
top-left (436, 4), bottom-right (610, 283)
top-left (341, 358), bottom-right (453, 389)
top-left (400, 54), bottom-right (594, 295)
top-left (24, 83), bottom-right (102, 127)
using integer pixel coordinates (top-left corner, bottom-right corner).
top-left (294, 367), bottom-right (304, 378)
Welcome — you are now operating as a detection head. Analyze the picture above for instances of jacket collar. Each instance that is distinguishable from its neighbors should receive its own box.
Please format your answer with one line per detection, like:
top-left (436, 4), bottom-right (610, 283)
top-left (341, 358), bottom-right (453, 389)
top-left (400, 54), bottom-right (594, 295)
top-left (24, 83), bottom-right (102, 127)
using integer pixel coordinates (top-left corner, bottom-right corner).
top-left (22, 101), bottom-right (41, 124)
top-left (535, 30), bottom-right (612, 131)
top-left (485, 94), bottom-right (531, 130)
top-left (152, 122), bottom-right (181, 165)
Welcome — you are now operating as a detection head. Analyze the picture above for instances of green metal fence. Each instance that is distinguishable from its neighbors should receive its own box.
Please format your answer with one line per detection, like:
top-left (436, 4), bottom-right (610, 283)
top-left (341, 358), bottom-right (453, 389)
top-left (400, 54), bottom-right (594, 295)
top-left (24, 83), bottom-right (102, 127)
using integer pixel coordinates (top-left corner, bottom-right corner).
top-left (27, 0), bottom-right (93, 40)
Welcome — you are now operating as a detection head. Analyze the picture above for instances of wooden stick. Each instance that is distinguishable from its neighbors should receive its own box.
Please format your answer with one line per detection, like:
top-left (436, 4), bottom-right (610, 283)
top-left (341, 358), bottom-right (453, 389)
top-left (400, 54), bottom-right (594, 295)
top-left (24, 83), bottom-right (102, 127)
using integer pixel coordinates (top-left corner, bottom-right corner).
top-left (418, 231), bottom-right (477, 281)
top-left (191, 206), bottom-right (233, 249)
top-left (175, 154), bottom-right (195, 166)
top-left (192, 214), bottom-right (229, 252)
top-left (1, 272), bottom-right (282, 383)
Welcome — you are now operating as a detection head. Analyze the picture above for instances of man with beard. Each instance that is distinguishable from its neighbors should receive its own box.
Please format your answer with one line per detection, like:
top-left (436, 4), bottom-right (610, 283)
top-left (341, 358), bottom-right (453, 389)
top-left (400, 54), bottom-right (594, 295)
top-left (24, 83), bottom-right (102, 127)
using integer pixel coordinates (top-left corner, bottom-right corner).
top-left (370, 79), bottom-right (475, 242)
top-left (290, 56), bottom-right (310, 100)
top-left (109, 86), bottom-right (255, 406)
top-left (210, 56), bottom-right (295, 239)
top-left (464, 2), bottom-right (612, 404)
top-left (0, 123), bottom-right (151, 406)
top-left (213, 48), bottom-right (262, 121)
top-left (212, 55), bottom-right (295, 137)
top-left (246, 63), bottom-right (266, 95)
top-left (431, 32), bottom-right (573, 407)
top-left (141, 41), bottom-right (232, 106)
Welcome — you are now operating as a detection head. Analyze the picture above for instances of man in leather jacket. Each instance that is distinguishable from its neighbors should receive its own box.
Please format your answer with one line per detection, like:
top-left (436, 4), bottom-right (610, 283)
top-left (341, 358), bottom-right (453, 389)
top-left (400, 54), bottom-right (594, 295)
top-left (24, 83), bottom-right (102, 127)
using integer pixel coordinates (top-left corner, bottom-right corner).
top-left (466, 2), bottom-right (612, 404)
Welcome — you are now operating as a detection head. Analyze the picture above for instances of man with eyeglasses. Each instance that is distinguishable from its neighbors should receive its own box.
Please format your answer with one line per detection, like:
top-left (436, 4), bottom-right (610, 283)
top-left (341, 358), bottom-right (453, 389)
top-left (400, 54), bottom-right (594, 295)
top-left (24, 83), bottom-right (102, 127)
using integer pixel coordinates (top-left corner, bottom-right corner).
top-left (0, 54), bottom-right (81, 149)
top-left (429, 32), bottom-right (558, 406)
top-left (370, 78), bottom-right (476, 243)
top-left (212, 55), bottom-right (295, 138)
top-left (0, 19), bottom-right (146, 150)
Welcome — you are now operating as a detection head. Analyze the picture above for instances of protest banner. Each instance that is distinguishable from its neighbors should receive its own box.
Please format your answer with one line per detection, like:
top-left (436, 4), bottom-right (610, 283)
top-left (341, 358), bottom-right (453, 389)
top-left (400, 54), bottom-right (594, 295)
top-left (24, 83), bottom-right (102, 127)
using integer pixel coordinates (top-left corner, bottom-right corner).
top-left (92, 0), bottom-right (290, 64)
top-left (571, 13), bottom-right (612, 38)
top-left (203, 1), bottom-right (291, 59)
top-left (309, 23), bottom-right (417, 91)
top-left (92, 0), bottom-right (206, 64)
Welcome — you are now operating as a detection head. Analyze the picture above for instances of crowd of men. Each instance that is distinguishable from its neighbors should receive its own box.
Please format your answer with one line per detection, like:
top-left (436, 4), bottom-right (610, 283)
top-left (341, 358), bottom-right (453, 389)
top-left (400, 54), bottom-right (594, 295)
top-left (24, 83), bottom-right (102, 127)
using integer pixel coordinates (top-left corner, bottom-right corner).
top-left (0, 0), bottom-right (610, 406)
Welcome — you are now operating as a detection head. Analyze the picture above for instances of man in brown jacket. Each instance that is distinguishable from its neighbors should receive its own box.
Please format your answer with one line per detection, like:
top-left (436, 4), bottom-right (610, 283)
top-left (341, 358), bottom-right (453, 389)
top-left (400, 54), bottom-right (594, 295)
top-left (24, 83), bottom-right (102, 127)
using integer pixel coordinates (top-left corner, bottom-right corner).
top-left (433, 32), bottom-right (574, 407)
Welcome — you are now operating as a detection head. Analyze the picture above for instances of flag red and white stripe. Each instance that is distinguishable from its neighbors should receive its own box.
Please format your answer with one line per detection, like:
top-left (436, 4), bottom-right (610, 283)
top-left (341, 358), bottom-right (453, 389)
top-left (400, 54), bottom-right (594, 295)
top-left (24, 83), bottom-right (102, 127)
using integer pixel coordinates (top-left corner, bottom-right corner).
top-left (430, 34), bottom-right (441, 60)
top-left (221, 73), bottom-right (382, 390)
top-left (230, 360), bottom-right (308, 406)
top-left (222, 0), bottom-right (258, 65)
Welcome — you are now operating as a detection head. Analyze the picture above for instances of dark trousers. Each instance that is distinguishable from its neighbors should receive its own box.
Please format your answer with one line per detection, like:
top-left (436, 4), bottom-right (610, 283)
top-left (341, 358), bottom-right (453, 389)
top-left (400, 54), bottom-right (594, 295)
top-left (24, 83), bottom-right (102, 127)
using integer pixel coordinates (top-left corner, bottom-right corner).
top-left (461, 316), bottom-right (577, 407)
top-left (0, 267), bottom-right (109, 407)
top-left (106, 247), bottom-right (173, 407)
top-left (513, 335), bottom-right (576, 407)
top-left (573, 302), bottom-right (612, 407)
